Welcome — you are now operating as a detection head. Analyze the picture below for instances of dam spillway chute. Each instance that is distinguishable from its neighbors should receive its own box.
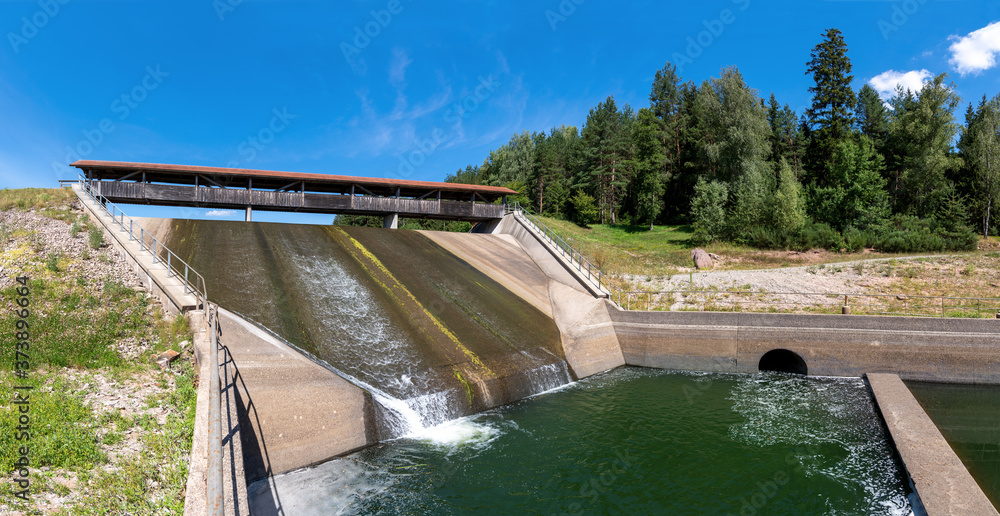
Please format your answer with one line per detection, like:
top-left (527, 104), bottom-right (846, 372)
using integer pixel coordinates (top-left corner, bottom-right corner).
top-left (155, 219), bottom-right (571, 437)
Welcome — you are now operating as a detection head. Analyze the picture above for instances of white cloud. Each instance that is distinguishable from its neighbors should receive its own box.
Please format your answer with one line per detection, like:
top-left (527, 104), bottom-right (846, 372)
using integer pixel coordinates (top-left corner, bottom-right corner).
top-left (949, 21), bottom-right (1000, 76)
top-left (869, 69), bottom-right (933, 101)
top-left (206, 210), bottom-right (237, 217)
top-left (388, 47), bottom-right (412, 87)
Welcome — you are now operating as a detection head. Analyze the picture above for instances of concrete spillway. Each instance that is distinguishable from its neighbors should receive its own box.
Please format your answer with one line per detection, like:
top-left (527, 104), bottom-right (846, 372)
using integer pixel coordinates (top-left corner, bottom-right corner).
top-left (150, 219), bottom-right (572, 434)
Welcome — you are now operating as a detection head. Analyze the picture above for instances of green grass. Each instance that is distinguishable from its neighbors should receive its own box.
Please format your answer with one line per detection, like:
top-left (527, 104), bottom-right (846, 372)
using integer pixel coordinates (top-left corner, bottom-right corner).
top-left (0, 277), bottom-right (149, 370)
top-left (533, 216), bottom-right (696, 276)
top-left (0, 187), bottom-right (77, 221)
top-left (0, 189), bottom-right (198, 514)
top-left (532, 215), bottom-right (995, 281)
top-left (59, 360), bottom-right (197, 516)
top-left (88, 226), bottom-right (105, 250)
top-left (0, 372), bottom-right (105, 472)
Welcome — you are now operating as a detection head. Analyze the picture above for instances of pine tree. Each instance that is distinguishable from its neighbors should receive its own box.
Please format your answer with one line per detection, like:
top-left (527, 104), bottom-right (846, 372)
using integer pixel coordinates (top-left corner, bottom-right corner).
top-left (633, 108), bottom-right (668, 229)
top-left (531, 126), bottom-right (577, 216)
top-left (889, 74), bottom-right (962, 218)
top-left (650, 63), bottom-right (684, 185)
top-left (810, 135), bottom-right (890, 231)
top-left (578, 96), bottom-right (635, 223)
top-left (966, 95), bottom-right (1000, 237)
top-left (767, 94), bottom-right (804, 177)
top-left (804, 28), bottom-right (856, 185)
top-left (855, 83), bottom-right (889, 151)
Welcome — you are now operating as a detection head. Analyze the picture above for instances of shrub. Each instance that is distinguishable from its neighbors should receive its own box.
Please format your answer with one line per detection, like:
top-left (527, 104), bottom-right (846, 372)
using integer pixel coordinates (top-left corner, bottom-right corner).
top-left (797, 221), bottom-right (844, 251)
top-left (690, 178), bottom-right (728, 244)
top-left (88, 227), bottom-right (104, 249)
top-left (842, 226), bottom-right (876, 253)
top-left (570, 191), bottom-right (598, 227)
top-left (46, 252), bottom-right (61, 272)
top-left (869, 215), bottom-right (977, 253)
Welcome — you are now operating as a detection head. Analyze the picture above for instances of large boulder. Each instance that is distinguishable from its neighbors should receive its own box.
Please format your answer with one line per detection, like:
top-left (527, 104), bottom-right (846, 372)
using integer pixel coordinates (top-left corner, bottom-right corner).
top-left (691, 248), bottom-right (713, 270)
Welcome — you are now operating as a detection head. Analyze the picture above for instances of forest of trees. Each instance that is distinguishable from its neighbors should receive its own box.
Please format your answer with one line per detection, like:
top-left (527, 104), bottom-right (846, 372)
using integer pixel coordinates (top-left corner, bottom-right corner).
top-left (442, 28), bottom-right (1000, 253)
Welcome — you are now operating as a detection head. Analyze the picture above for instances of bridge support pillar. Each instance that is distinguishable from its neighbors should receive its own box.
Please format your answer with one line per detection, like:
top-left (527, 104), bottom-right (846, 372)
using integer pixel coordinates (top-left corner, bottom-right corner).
top-left (383, 213), bottom-right (398, 229)
top-left (245, 206), bottom-right (252, 222)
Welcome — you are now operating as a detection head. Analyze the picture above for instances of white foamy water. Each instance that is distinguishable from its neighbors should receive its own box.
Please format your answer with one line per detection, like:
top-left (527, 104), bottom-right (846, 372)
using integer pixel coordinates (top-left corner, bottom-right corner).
top-left (262, 234), bottom-right (577, 441)
top-left (408, 417), bottom-right (500, 447)
top-left (728, 373), bottom-right (914, 516)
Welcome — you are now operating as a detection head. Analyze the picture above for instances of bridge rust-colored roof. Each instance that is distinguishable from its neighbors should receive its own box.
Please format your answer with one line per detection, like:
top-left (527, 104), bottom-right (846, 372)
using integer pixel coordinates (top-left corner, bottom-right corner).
top-left (70, 160), bottom-right (517, 198)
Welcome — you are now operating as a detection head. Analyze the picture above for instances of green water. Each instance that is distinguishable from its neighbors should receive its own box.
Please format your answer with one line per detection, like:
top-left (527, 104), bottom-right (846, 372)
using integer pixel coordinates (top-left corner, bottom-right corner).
top-left (259, 368), bottom-right (912, 515)
top-left (906, 381), bottom-right (1000, 510)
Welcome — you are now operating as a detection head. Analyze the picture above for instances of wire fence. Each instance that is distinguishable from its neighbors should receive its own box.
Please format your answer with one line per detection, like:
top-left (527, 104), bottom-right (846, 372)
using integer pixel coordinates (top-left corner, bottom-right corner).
top-left (620, 290), bottom-right (1000, 318)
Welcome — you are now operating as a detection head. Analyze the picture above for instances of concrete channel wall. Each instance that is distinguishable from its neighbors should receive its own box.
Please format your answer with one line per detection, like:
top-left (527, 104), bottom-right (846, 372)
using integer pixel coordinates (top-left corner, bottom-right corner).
top-left (611, 309), bottom-right (1000, 383)
top-left (867, 373), bottom-right (999, 516)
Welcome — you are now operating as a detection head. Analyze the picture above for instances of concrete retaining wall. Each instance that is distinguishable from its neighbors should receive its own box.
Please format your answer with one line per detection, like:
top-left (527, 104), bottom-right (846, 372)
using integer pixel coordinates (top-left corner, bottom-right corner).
top-left (867, 373), bottom-right (999, 515)
top-left (611, 309), bottom-right (1000, 384)
top-left (429, 216), bottom-right (626, 379)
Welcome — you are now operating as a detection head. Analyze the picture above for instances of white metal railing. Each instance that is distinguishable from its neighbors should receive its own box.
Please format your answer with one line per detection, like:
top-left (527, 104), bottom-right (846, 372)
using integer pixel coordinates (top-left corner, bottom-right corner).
top-left (76, 175), bottom-right (223, 515)
top-left (507, 202), bottom-right (618, 300)
top-left (78, 175), bottom-right (207, 310)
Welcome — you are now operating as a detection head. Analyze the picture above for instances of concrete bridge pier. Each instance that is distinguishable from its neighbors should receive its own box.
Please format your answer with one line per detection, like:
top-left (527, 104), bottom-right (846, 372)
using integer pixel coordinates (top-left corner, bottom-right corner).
top-left (383, 213), bottom-right (398, 229)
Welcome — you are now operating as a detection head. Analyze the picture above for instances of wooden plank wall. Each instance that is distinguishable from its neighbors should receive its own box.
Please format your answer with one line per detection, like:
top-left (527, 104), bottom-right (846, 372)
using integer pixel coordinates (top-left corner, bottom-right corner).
top-left (93, 181), bottom-right (505, 220)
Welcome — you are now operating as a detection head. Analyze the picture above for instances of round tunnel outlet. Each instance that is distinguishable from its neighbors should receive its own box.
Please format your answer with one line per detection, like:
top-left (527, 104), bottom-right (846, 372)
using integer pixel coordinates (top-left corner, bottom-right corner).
top-left (758, 349), bottom-right (807, 375)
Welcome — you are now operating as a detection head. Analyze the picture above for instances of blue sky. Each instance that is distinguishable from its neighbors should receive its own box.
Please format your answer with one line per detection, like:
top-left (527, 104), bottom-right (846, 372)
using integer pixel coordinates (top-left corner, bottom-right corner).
top-left (2, 0), bottom-right (1000, 222)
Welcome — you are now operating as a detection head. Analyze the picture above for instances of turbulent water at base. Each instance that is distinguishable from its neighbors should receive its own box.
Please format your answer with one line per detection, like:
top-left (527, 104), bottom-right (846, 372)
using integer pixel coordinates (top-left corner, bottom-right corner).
top-left (255, 368), bottom-right (913, 515)
top-left (158, 221), bottom-right (569, 434)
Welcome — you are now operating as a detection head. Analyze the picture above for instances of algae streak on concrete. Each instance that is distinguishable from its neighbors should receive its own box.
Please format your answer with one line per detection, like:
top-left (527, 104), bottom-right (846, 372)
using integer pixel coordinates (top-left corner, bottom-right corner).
top-left (150, 219), bottom-right (567, 426)
top-left (423, 229), bottom-right (625, 379)
top-left (867, 373), bottom-right (999, 516)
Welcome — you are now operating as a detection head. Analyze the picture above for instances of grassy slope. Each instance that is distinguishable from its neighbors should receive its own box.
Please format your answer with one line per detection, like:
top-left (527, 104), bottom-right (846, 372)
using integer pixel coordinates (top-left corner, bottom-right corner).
top-left (0, 188), bottom-right (197, 515)
top-left (535, 215), bottom-right (1000, 278)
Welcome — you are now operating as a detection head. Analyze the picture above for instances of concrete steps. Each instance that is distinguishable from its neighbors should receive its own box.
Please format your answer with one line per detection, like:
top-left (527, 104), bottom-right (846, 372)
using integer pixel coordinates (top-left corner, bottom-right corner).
top-left (73, 184), bottom-right (200, 312)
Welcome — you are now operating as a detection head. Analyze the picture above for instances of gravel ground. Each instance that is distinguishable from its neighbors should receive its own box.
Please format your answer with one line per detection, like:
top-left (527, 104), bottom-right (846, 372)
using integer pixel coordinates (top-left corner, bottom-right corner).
top-left (1, 202), bottom-right (194, 515)
top-left (628, 260), bottom-right (875, 295)
top-left (621, 253), bottom-right (999, 314)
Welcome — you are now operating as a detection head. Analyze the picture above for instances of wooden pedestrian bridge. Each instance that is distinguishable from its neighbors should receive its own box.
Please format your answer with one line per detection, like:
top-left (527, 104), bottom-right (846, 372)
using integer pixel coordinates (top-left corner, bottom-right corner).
top-left (70, 160), bottom-right (516, 227)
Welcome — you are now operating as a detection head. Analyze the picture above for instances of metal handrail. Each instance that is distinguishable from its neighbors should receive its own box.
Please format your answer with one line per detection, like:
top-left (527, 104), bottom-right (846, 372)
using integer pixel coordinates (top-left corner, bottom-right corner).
top-left (621, 289), bottom-right (1000, 318)
top-left (77, 175), bottom-right (208, 310)
top-left (76, 175), bottom-right (223, 514)
top-left (507, 202), bottom-right (618, 300)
